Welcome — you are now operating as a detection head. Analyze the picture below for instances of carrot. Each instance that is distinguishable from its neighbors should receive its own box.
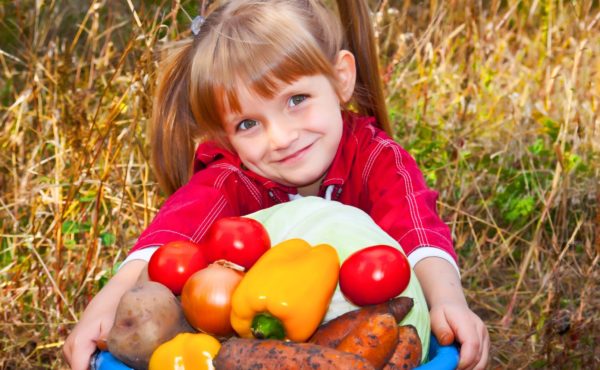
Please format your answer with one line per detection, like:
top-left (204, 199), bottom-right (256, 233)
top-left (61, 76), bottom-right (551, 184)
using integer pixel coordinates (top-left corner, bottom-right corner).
top-left (214, 337), bottom-right (376, 370)
top-left (382, 325), bottom-right (422, 370)
top-left (96, 338), bottom-right (108, 351)
top-left (310, 296), bottom-right (414, 348)
top-left (336, 313), bottom-right (399, 369)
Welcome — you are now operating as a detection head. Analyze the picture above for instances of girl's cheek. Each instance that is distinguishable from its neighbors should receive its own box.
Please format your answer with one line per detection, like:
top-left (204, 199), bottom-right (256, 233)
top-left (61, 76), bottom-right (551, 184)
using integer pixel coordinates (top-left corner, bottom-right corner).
top-left (240, 138), bottom-right (266, 159)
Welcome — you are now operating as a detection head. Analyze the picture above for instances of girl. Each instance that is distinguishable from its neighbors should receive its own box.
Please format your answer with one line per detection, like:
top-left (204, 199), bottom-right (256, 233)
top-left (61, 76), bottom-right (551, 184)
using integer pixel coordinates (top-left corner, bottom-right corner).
top-left (63, 1), bottom-right (489, 369)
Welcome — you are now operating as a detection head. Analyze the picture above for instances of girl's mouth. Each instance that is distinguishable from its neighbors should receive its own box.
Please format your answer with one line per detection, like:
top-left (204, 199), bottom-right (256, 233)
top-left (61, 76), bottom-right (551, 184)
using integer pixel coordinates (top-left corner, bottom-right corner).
top-left (277, 143), bottom-right (313, 163)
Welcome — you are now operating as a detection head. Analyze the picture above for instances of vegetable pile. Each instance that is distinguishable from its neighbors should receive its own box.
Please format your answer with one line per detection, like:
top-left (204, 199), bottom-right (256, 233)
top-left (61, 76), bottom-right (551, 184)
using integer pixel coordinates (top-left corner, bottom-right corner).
top-left (104, 197), bottom-right (431, 370)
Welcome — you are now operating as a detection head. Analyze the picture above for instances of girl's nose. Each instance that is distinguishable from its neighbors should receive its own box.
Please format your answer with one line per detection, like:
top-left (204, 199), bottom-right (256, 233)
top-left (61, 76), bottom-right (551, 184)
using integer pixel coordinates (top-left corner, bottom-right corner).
top-left (267, 121), bottom-right (298, 150)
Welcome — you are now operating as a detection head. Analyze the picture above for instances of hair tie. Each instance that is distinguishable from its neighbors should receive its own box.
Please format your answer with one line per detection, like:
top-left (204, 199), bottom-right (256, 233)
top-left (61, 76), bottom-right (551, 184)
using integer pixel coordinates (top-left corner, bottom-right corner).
top-left (191, 15), bottom-right (206, 36)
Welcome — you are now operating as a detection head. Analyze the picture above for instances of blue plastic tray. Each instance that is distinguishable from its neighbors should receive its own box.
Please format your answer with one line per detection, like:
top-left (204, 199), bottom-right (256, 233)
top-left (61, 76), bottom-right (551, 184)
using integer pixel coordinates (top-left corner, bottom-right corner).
top-left (92, 334), bottom-right (459, 370)
top-left (415, 335), bottom-right (460, 370)
top-left (91, 351), bottom-right (133, 370)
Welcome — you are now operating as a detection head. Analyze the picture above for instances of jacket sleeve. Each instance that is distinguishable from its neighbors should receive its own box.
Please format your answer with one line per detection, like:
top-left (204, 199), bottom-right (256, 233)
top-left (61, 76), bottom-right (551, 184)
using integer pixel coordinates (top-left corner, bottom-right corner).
top-left (129, 169), bottom-right (241, 254)
top-left (364, 136), bottom-right (458, 264)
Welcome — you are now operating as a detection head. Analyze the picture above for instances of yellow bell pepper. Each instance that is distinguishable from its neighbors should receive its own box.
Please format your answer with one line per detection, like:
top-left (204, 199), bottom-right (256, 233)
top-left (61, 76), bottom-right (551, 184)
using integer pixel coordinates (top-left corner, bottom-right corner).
top-left (148, 333), bottom-right (221, 370)
top-left (230, 238), bottom-right (340, 342)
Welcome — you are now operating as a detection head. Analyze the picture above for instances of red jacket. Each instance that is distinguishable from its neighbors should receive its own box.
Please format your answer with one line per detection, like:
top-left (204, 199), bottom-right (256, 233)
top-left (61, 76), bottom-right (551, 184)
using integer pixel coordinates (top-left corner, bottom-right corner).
top-left (131, 113), bottom-right (457, 262)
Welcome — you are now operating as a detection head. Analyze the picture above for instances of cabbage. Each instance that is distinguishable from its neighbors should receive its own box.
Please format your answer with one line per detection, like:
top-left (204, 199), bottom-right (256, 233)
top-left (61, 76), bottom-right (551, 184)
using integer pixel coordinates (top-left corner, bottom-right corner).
top-left (246, 196), bottom-right (430, 362)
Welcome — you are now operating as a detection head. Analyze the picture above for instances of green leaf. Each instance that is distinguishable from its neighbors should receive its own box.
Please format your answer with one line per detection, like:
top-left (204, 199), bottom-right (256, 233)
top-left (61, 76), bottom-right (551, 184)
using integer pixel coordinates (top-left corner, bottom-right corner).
top-left (97, 274), bottom-right (109, 289)
top-left (79, 194), bottom-right (97, 202)
top-left (0, 238), bottom-right (13, 269)
top-left (565, 153), bottom-right (582, 172)
top-left (64, 239), bottom-right (77, 248)
top-left (505, 196), bottom-right (535, 221)
top-left (542, 117), bottom-right (560, 141)
top-left (100, 232), bottom-right (116, 246)
top-left (95, 266), bottom-right (117, 289)
top-left (529, 138), bottom-right (545, 155)
top-left (425, 171), bottom-right (437, 186)
top-left (62, 220), bottom-right (79, 235)
top-left (62, 220), bottom-right (92, 234)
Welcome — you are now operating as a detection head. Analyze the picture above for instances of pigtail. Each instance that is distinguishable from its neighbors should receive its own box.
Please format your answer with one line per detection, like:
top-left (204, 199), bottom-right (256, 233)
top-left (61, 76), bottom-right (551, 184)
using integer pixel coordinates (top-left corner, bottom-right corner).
top-left (335, 0), bottom-right (391, 135)
top-left (150, 40), bottom-right (198, 195)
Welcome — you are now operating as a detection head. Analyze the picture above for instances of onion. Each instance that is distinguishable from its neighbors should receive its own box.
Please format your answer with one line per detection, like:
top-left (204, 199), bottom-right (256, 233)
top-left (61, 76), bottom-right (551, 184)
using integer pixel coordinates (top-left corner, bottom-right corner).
top-left (180, 261), bottom-right (244, 337)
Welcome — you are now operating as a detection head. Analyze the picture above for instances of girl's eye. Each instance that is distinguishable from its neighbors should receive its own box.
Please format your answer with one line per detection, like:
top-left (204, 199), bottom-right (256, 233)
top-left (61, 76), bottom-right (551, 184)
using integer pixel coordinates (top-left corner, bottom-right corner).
top-left (237, 119), bottom-right (259, 131)
top-left (288, 94), bottom-right (307, 108)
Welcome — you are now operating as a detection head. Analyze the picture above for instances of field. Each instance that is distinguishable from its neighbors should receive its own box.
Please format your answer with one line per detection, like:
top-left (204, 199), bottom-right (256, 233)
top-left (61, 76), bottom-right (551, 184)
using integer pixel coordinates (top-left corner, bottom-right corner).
top-left (0, 0), bottom-right (598, 368)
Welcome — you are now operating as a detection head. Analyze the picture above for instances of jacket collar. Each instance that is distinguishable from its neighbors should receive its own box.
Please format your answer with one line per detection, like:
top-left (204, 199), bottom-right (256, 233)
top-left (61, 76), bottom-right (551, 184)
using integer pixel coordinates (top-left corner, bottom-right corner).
top-left (193, 112), bottom-right (375, 195)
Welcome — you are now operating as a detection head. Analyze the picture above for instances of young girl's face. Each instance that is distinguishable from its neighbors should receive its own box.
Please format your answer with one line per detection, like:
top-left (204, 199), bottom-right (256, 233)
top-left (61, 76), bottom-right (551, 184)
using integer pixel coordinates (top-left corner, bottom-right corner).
top-left (222, 74), bottom-right (344, 196)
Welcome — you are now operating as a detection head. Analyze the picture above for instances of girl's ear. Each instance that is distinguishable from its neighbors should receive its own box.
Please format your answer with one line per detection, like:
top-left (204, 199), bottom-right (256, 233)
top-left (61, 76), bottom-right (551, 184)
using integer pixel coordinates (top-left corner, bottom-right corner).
top-left (334, 50), bottom-right (357, 104)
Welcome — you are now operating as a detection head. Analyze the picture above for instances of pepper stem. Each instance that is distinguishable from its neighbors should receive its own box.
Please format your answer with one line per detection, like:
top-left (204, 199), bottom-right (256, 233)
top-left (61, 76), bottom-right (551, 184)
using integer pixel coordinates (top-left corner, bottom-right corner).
top-left (251, 313), bottom-right (285, 340)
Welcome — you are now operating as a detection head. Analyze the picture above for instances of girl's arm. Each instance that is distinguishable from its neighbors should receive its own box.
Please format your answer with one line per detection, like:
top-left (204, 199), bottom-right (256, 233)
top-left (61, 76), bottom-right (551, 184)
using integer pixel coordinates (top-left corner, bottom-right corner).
top-left (63, 259), bottom-right (148, 370)
top-left (414, 257), bottom-right (490, 370)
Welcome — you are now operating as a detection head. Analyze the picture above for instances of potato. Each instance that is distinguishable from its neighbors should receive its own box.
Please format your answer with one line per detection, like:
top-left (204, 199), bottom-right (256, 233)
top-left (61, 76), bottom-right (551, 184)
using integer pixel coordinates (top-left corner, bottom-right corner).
top-left (107, 281), bottom-right (194, 369)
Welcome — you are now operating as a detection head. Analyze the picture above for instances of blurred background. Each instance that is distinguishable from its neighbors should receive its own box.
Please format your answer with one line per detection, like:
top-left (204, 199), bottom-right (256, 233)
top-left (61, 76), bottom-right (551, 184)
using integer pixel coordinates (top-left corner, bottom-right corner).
top-left (0, 0), bottom-right (598, 368)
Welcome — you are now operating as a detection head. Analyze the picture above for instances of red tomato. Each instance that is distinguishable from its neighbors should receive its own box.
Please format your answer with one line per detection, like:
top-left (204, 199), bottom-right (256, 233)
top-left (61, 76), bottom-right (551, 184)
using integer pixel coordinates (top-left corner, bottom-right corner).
top-left (339, 245), bottom-right (411, 306)
top-left (148, 240), bottom-right (208, 295)
top-left (203, 217), bottom-right (270, 270)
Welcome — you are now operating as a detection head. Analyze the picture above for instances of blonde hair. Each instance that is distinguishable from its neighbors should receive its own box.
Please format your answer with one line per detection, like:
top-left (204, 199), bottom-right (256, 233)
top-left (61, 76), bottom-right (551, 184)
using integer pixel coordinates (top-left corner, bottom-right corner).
top-left (151, 0), bottom-right (389, 194)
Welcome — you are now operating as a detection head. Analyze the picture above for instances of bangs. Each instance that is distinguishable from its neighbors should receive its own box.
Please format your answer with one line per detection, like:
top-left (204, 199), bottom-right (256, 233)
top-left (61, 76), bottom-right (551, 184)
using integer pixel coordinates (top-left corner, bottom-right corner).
top-left (216, 24), bottom-right (335, 114)
top-left (189, 2), bottom-right (337, 138)
top-left (219, 39), bottom-right (334, 115)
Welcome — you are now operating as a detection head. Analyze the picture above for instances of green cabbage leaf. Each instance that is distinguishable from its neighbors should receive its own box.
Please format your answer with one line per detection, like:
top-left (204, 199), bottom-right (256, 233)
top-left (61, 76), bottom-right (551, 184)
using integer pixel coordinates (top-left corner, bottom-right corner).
top-left (246, 196), bottom-right (430, 362)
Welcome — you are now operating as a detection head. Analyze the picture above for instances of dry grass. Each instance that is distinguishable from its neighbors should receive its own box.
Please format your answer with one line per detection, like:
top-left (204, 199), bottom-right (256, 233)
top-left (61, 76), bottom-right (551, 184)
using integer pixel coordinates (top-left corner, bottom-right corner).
top-left (0, 0), bottom-right (598, 369)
